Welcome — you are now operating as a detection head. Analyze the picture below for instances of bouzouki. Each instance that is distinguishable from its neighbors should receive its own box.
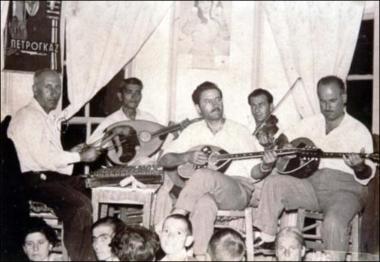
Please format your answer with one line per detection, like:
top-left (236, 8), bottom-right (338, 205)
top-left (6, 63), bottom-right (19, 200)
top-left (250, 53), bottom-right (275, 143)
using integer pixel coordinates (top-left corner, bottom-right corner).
top-left (98, 118), bottom-right (201, 165)
top-left (177, 137), bottom-right (379, 179)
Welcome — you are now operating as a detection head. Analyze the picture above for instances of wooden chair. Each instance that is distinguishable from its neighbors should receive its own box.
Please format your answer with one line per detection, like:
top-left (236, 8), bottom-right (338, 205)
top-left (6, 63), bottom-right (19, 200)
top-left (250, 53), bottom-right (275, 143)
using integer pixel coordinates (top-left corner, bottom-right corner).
top-left (214, 207), bottom-right (255, 261)
top-left (29, 201), bottom-right (69, 261)
top-left (296, 208), bottom-right (360, 261)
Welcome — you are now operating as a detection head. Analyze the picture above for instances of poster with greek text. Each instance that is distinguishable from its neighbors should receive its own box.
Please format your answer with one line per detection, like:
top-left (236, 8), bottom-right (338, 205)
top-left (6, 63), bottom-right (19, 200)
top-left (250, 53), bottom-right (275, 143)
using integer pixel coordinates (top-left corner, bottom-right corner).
top-left (4, 1), bottom-right (61, 72)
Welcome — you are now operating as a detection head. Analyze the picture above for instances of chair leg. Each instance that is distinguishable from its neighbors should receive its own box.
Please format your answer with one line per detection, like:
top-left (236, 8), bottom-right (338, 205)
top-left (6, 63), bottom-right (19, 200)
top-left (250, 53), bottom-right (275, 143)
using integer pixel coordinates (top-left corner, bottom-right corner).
top-left (245, 207), bottom-right (254, 261)
top-left (296, 209), bottom-right (306, 232)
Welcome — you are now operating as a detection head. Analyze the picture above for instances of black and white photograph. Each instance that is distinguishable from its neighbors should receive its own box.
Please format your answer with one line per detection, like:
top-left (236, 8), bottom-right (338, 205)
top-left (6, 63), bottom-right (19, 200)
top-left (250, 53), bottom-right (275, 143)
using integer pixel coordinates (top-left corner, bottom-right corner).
top-left (1, 1), bottom-right (379, 261)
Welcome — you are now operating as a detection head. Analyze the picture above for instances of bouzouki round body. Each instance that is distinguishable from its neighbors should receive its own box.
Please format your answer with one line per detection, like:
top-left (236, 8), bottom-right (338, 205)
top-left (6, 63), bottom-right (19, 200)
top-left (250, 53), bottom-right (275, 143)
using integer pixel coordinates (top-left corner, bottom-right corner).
top-left (104, 120), bottom-right (166, 165)
top-left (276, 137), bottom-right (320, 178)
top-left (177, 145), bottom-right (230, 179)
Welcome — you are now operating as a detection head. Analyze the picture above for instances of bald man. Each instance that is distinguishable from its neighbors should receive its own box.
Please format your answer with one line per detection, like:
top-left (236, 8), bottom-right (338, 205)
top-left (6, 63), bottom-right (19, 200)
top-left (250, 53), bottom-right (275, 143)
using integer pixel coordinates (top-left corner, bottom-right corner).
top-left (8, 69), bottom-right (100, 261)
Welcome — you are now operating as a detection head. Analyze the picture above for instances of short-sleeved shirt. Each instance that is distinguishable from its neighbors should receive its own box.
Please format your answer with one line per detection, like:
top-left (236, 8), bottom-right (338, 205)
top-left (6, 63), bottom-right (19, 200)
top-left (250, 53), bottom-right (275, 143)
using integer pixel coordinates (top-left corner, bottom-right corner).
top-left (285, 112), bottom-right (375, 185)
top-left (163, 119), bottom-right (260, 179)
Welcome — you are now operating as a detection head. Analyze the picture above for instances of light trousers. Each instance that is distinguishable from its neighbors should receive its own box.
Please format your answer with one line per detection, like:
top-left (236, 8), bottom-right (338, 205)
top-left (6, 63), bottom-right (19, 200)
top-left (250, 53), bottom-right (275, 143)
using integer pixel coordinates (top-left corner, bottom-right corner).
top-left (175, 169), bottom-right (255, 255)
top-left (253, 168), bottom-right (367, 261)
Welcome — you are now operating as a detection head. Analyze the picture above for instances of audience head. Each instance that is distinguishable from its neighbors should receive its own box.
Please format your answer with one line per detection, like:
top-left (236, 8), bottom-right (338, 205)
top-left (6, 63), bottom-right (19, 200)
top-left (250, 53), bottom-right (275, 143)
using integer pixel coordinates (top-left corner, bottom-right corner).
top-left (317, 75), bottom-right (347, 122)
top-left (92, 217), bottom-right (126, 261)
top-left (248, 88), bottom-right (274, 124)
top-left (275, 226), bottom-right (305, 261)
top-left (192, 81), bottom-right (224, 121)
top-left (111, 225), bottom-right (159, 261)
top-left (22, 217), bottom-right (58, 261)
top-left (207, 228), bottom-right (246, 261)
top-left (32, 69), bottom-right (61, 113)
top-left (159, 214), bottom-right (193, 256)
top-left (118, 77), bottom-right (143, 110)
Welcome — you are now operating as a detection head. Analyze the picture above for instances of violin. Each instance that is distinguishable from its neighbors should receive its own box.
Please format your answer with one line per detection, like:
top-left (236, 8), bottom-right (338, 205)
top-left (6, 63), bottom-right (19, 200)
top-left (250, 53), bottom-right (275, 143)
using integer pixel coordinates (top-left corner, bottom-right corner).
top-left (255, 115), bottom-right (288, 150)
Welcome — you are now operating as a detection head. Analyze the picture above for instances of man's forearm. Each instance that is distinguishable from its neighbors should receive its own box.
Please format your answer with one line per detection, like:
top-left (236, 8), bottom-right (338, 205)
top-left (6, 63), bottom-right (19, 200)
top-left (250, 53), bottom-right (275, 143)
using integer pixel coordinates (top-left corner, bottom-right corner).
top-left (158, 152), bottom-right (190, 169)
top-left (251, 163), bottom-right (273, 180)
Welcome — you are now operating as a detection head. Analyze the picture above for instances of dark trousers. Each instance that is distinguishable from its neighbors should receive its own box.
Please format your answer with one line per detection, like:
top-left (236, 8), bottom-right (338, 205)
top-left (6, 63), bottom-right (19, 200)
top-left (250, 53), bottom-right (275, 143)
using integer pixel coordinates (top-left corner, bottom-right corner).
top-left (24, 172), bottom-right (95, 261)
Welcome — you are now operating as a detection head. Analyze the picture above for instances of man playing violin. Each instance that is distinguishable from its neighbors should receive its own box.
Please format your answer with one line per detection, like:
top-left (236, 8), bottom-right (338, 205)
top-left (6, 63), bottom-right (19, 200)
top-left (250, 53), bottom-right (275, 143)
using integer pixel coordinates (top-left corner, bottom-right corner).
top-left (158, 81), bottom-right (258, 261)
top-left (247, 88), bottom-right (289, 208)
top-left (248, 88), bottom-right (288, 150)
top-left (252, 76), bottom-right (375, 261)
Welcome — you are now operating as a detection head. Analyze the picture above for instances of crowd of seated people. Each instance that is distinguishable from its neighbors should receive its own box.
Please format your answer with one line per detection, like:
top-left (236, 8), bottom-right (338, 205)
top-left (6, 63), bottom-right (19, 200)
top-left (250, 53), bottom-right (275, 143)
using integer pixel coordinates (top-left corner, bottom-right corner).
top-left (2, 68), bottom-right (377, 261)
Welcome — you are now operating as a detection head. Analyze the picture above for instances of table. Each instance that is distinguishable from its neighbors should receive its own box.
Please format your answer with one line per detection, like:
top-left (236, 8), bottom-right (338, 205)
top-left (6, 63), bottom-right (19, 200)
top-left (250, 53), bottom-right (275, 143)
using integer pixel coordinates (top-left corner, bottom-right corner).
top-left (91, 185), bottom-right (160, 228)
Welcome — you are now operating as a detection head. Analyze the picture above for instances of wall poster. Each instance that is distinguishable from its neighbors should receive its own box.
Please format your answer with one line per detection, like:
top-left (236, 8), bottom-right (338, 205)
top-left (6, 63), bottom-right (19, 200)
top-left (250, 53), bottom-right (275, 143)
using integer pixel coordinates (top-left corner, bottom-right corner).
top-left (175, 1), bottom-right (232, 70)
top-left (4, 1), bottom-right (62, 72)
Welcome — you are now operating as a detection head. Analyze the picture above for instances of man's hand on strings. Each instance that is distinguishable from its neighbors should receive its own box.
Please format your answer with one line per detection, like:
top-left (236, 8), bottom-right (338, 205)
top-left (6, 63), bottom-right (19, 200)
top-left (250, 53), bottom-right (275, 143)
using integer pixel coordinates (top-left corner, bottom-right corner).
top-left (185, 150), bottom-right (208, 166)
top-left (343, 147), bottom-right (365, 170)
top-left (261, 150), bottom-right (277, 171)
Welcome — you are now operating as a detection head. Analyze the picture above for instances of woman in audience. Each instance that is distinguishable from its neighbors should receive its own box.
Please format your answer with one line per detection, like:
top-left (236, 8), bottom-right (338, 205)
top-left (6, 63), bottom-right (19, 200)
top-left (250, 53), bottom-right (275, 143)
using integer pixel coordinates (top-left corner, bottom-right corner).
top-left (92, 217), bottom-right (126, 261)
top-left (22, 217), bottom-right (61, 261)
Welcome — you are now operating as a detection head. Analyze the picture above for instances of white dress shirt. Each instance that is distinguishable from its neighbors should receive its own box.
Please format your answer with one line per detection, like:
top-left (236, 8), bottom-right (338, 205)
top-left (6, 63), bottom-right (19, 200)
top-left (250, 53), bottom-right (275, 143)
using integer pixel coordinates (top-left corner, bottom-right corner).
top-left (163, 119), bottom-right (259, 179)
top-left (8, 99), bottom-right (80, 175)
top-left (87, 108), bottom-right (157, 145)
top-left (285, 112), bottom-right (375, 185)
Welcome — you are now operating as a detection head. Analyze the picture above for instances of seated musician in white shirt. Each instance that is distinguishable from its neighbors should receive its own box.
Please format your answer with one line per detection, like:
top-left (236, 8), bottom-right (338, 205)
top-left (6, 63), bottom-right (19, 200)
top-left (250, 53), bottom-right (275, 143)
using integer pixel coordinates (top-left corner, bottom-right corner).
top-left (87, 77), bottom-right (157, 145)
top-left (8, 69), bottom-right (101, 261)
top-left (252, 76), bottom-right (375, 260)
top-left (247, 88), bottom-right (289, 208)
top-left (87, 77), bottom-right (167, 165)
top-left (158, 81), bottom-right (258, 260)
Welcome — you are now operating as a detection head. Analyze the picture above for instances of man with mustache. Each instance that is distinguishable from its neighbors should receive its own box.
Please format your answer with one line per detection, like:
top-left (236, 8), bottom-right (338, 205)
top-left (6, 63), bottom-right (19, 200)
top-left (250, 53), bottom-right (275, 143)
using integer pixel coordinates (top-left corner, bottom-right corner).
top-left (158, 81), bottom-right (258, 261)
top-left (8, 69), bottom-right (101, 260)
top-left (252, 76), bottom-right (375, 261)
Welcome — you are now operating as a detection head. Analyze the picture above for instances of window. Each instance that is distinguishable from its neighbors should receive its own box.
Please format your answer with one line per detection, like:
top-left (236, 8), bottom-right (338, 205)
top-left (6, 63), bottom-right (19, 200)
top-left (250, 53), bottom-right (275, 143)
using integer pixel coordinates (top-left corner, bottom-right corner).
top-left (61, 67), bottom-right (126, 174)
top-left (346, 13), bottom-right (378, 133)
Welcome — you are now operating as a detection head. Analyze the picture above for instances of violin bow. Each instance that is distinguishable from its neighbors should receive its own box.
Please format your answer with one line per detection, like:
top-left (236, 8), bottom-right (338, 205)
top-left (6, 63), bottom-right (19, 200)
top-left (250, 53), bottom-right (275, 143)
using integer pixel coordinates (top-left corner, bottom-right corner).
top-left (252, 77), bottom-right (301, 137)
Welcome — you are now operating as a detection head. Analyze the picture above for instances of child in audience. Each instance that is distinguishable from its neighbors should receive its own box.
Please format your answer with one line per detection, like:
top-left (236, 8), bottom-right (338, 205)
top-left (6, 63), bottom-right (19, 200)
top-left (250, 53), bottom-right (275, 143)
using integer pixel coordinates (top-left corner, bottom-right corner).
top-left (92, 217), bottom-right (126, 261)
top-left (111, 225), bottom-right (160, 261)
top-left (22, 217), bottom-right (60, 261)
top-left (207, 228), bottom-right (246, 261)
top-left (159, 214), bottom-right (196, 261)
top-left (275, 226), bottom-right (306, 261)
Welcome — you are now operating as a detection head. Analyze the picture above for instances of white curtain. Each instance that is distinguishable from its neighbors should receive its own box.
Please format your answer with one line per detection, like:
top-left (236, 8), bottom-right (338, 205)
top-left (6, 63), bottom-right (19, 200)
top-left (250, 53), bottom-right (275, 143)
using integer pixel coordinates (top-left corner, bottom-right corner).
top-left (60, 1), bottom-right (173, 120)
top-left (263, 1), bottom-right (364, 118)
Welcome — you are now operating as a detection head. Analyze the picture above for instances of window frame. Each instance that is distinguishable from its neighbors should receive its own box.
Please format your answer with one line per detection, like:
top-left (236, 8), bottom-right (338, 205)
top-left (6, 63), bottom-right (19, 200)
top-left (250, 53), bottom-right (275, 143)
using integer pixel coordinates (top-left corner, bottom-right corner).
top-left (346, 8), bottom-right (379, 134)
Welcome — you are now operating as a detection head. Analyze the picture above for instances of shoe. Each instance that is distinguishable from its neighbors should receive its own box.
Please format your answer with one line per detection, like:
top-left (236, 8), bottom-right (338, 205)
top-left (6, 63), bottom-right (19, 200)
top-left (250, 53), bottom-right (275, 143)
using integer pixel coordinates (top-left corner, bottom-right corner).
top-left (254, 237), bottom-right (275, 255)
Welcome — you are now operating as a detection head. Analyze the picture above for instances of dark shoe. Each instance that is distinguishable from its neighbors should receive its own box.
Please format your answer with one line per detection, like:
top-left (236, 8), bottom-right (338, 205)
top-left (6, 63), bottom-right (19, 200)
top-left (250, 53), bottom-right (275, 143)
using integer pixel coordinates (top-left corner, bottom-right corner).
top-left (254, 237), bottom-right (275, 255)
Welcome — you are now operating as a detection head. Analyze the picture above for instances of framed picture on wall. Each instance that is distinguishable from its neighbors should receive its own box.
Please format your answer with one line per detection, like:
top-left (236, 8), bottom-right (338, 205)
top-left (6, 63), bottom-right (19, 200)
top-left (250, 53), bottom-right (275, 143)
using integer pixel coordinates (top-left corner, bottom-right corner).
top-left (175, 1), bottom-right (232, 70)
top-left (4, 1), bottom-right (62, 72)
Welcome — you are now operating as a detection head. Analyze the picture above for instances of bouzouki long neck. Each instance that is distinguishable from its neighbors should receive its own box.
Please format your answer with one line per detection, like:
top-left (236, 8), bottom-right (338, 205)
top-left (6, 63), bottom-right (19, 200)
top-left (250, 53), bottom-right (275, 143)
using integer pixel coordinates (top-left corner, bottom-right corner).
top-left (214, 149), bottom-right (378, 162)
top-left (150, 118), bottom-right (202, 138)
top-left (319, 152), bottom-right (375, 159)
top-left (214, 149), bottom-right (298, 161)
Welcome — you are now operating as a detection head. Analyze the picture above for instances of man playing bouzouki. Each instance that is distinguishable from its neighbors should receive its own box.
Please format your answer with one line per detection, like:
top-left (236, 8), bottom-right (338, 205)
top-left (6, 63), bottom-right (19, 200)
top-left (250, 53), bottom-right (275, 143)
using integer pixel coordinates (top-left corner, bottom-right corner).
top-left (158, 81), bottom-right (258, 261)
top-left (252, 76), bottom-right (376, 261)
top-left (86, 78), bottom-right (157, 162)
